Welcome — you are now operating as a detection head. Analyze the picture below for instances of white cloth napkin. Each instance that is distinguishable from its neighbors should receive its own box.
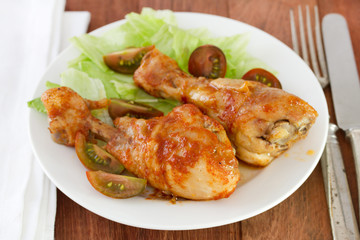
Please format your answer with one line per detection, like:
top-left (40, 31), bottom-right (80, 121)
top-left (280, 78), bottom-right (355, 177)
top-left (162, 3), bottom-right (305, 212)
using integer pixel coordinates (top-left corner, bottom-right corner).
top-left (0, 0), bottom-right (90, 239)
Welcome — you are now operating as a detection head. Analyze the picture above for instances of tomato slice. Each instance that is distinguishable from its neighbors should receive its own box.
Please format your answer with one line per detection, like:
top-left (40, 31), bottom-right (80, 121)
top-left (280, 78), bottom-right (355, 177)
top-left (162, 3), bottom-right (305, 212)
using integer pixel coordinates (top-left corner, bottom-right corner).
top-left (86, 171), bottom-right (147, 198)
top-left (188, 44), bottom-right (227, 79)
top-left (75, 132), bottom-right (124, 174)
top-left (103, 45), bottom-right (154, 74)
top-left (108, 98), bottom-right (163, 120)
top-left (242, 68), bottom-right (282, 89)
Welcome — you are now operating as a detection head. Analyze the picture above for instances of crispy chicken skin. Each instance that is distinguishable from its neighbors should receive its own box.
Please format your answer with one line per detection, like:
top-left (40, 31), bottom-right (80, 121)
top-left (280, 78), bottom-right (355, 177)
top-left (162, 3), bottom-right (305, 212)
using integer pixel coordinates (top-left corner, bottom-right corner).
top-left (41, 87), bottom-right (240, 200)
top-left (107, 104), bottom-right (240, 200)
top-left (41, 87), bottom-right (113, 145)
top-left (133, 48), bottom-right (318, 166)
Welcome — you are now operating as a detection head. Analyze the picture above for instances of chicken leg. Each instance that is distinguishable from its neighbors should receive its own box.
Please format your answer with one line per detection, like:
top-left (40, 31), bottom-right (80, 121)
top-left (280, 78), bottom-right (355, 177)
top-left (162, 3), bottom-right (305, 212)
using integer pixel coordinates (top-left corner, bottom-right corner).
top-left (41, 87), bottom-right (240, 200)
top-left (133, 48), bottom-right (318, 166)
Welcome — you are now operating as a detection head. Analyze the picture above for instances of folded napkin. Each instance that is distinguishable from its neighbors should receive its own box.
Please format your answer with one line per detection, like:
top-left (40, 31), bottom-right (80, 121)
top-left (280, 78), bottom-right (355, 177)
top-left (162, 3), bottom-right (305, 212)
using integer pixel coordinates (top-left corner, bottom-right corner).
top-left (0, 0), bottom-right (90, 239)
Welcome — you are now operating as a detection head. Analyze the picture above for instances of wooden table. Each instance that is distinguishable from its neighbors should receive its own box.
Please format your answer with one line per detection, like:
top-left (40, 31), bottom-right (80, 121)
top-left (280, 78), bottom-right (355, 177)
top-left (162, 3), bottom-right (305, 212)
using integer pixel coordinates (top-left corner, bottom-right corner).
top-left (56, 0), bottom-right (360, 239)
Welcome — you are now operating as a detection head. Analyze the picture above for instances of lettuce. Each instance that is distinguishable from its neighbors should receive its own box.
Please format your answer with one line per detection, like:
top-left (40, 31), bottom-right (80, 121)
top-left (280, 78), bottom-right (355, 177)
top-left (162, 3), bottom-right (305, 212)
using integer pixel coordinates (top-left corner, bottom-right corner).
top-left (45, 81), bottom-right (61, 89)
top-left (29, 8), bottom-right (271, 116)
top-left (61, 68), bottom-right (107, 100)
top-left (27, 97), bottom-right (46, 113)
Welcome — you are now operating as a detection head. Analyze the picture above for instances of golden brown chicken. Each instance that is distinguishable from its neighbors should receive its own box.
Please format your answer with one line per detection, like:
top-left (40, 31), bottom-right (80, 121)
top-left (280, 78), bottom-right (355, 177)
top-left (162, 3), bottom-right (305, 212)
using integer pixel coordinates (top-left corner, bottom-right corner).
top-left (133, 48), bottom-right (318, 166)
top-left (41, 87), bottom-right (240, 200)
top-left (41, 87), bottom-right (113, 145)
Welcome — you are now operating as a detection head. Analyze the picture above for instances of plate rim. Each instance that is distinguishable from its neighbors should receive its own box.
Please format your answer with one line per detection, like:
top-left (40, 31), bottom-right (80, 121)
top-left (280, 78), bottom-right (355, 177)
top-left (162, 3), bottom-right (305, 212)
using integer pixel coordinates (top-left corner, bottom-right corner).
top-left (28, 11), bottom-right (329, 230)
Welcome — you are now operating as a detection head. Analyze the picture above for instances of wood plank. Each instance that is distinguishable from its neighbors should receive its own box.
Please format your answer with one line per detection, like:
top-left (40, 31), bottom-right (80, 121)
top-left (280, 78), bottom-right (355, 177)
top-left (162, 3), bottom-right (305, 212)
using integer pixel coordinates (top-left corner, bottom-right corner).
top-left (227, 1), bottom-right (332, 238)
top-left (55, 0), bottom-right (360, 238)
top-left (65, 0), bottom-right (141, 31)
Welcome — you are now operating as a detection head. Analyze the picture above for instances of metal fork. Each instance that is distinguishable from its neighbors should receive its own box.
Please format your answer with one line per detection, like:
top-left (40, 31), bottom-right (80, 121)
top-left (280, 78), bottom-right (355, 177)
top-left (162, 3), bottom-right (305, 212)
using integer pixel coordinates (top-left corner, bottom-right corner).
top-left (290, 5), bottom-right (328, 88)
top-left (290, 5), bottom-right (359, 240)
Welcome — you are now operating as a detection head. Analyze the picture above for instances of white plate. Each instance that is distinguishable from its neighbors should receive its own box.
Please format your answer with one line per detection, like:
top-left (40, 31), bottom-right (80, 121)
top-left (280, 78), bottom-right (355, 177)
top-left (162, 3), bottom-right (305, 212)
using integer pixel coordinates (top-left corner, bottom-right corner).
top-left (28, 12), bottom-right (328, 230)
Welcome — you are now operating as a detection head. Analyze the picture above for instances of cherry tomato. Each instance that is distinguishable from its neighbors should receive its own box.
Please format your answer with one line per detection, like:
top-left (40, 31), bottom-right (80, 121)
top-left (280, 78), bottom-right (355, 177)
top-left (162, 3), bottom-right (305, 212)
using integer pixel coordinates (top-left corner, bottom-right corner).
top-left (188, 44), bottom-right (227, 79)
top-left (75, 132), bottom-right (124, 174)
top-left (242, 68), bottom-right (282, 89)
top-left (103, 45), bottom-right (154, 74)
top-left (86, 170), bottom-right (147, 198)
top-left (108, 98), bottom-right (163, 120)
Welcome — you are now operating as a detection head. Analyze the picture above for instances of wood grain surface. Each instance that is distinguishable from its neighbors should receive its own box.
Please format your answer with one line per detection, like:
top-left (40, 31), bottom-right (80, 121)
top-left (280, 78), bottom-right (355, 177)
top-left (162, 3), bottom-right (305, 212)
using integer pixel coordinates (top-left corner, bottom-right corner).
top-left (55, 0), bottom-right (360, 239)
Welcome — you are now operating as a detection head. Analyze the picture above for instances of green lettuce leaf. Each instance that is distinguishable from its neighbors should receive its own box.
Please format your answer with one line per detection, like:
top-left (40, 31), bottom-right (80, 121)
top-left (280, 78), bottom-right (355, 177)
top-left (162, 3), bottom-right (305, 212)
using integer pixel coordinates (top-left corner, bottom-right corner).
top-left (45, 81), bottom-right (61, 89)
top-left (29, 8), bottom-right (273, 116)
top-left (27, 98), bottom-right (46, 113)
top-left (60, 68), bottom-right (107, 100)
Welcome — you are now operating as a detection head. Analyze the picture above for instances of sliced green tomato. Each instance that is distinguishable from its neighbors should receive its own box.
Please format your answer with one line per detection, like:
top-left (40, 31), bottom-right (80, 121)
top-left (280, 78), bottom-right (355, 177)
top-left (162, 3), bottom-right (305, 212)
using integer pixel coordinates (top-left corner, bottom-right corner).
top-left (86, 170), bottom-right (147, 198)
top-left (108, 98), bottom-right (163, 119)
top-left (75, 132), bottom-right (124, 174)
top-left (242, 68), bottom-right (282, 89)
top-left (103, 45), bottom-right (154, 74)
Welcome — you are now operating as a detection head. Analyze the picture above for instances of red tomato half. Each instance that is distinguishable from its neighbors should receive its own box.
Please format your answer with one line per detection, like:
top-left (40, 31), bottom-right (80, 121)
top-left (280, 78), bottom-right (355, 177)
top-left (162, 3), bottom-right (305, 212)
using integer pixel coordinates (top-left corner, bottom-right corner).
top-left (242, 68), bottom-right (282, 89)
top-left (188, 44), bottom-right (227, 79)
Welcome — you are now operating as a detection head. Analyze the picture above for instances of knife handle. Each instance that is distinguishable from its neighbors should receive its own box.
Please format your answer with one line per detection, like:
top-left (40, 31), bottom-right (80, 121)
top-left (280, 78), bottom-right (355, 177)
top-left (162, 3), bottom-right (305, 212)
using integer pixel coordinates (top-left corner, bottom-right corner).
top-left (322, 124), bottom-right (359, 240)
top-left (346, 128), bottom-right (360, 222)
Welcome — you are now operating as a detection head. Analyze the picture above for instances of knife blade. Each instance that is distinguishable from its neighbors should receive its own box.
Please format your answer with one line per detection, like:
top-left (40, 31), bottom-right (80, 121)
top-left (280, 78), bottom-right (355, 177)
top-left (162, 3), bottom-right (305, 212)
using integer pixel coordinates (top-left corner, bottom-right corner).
top-left (322, 13), bottom-right (360, 236)
top-left (322, 14), bottom-right (360, 130)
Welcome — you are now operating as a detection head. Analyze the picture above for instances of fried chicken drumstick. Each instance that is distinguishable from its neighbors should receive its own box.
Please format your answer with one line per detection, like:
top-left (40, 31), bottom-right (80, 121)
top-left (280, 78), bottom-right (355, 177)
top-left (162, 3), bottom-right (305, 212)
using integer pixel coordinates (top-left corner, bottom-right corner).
top-left (133, 48), bottom-right (318, 166)
top-left (41, 87), bottom-right (240, 200)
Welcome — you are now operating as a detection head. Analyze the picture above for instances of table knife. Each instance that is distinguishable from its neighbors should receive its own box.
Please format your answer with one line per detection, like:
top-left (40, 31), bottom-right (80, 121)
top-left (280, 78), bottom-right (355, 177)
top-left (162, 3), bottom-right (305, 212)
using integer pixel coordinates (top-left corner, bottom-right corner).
top-left (322, 14), bottom-right (360, 239)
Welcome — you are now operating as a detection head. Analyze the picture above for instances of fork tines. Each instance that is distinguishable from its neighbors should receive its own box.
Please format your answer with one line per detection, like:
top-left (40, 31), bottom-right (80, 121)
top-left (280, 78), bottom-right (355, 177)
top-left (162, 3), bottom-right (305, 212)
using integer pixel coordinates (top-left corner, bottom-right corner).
top-left (290, 5), bottom-right (329, 88)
